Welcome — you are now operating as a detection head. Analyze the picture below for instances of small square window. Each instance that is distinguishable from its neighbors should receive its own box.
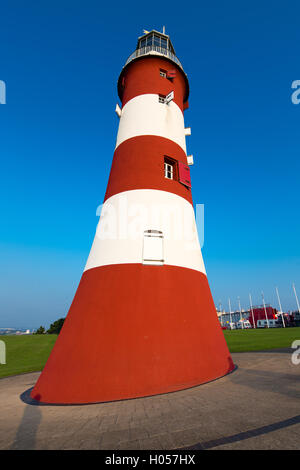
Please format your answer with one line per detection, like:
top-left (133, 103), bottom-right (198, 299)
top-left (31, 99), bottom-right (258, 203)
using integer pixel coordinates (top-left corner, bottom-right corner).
top-left (159, 95), bottom-right (166, 104)
top-left (164, 156), bottom-right (178, 181)
top-left (159, 69), bottom-right (167, 78)
top-left (164, 162), bottom-right (173, 179)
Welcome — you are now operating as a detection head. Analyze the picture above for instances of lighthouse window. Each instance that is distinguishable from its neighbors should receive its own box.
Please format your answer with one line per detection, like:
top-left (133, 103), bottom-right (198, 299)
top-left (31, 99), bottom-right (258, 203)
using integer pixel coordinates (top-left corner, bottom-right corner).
top-left (164, 156), bottom-right (178, 181)
top-left (160, 69), bottom-right (167, 78)
top-left (154, 36), bottom-right (161, 47)
top-left (159, 95), bottom-right (166, 104)
top-left (164, 162), bottom-right (174, 180)
top-left (142, 230), bottom-right (164, 266)
top-left (138, 33), bottom-right (172, 53)
top-left (161, 38), bottom-right (167, 49)
top-left (146, 35), bottom-right (153, 46)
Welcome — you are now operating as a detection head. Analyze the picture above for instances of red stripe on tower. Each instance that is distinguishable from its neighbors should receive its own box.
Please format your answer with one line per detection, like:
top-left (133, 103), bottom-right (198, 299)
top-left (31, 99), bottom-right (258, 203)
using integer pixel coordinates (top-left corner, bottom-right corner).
top-left (31, 29), bottom-right (234, 404)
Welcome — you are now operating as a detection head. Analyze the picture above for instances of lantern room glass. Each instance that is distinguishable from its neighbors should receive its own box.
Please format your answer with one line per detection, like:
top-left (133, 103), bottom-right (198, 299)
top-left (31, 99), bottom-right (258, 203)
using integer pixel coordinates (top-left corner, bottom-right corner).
top-left (124, 30), bottom-right (184, 72)
top-left (137, 33), bottom-right (174, 54)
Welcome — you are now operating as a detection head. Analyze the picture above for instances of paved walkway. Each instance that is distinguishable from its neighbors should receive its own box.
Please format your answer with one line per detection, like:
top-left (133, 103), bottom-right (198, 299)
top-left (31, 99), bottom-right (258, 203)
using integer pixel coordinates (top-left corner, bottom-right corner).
top-left (0, 350), bottom-right (299, 450)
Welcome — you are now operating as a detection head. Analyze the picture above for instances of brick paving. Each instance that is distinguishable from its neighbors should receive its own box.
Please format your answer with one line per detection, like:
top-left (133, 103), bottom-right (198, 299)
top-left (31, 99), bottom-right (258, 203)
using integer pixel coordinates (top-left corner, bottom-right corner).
top-left (0, 350), bottom-right (299, 450)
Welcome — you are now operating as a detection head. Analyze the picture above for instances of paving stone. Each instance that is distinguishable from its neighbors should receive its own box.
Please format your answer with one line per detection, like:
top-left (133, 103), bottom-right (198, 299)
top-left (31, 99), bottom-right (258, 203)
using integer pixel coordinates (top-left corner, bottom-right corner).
top-left (0, 352), bottom-right (299, 450)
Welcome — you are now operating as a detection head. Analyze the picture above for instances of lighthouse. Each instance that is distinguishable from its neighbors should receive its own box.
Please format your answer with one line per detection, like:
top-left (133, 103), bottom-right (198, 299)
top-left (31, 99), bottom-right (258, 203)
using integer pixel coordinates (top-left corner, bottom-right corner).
top-left (31, 30), bottom-right (234, 404)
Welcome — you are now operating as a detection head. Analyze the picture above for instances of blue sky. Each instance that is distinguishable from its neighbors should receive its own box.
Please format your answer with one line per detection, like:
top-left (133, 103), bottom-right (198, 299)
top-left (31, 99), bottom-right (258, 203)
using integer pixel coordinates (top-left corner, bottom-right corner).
top-left (0, 0), bottom-right (299, 328)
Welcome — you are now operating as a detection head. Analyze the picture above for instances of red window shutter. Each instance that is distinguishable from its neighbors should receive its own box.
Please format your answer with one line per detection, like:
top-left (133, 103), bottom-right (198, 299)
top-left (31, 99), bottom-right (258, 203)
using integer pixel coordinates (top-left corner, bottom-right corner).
top-left (167, 70), bottom-right (176, 79)
top-left (178, 161), bottom-right (191, 187)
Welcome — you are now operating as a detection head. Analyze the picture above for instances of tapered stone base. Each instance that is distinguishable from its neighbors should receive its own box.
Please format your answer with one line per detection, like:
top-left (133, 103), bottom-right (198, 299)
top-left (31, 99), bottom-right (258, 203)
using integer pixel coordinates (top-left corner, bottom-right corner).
top-left (31, 264), bottom-right (234, 404)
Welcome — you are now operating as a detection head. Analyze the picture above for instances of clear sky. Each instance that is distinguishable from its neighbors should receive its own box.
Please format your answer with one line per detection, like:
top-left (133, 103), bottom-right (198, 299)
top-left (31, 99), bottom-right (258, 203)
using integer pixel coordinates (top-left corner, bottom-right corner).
top-left (0, 0), bottom-right (299, 328)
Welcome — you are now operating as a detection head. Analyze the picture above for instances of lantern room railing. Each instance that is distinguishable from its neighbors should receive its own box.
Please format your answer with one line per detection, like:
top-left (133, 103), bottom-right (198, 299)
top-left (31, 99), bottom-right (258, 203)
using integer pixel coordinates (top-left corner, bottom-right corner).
top-left (124, 45), bottom-right (183, 71)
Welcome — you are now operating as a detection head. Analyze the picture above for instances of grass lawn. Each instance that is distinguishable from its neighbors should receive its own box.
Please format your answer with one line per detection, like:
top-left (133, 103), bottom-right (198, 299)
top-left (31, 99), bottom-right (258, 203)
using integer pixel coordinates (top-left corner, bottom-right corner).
top-left (0, 328), bottom-right (300, 379)
top-left (223, 327), bottom-right (300, 353)
top-left (0, 334), bottom-right (57, 379)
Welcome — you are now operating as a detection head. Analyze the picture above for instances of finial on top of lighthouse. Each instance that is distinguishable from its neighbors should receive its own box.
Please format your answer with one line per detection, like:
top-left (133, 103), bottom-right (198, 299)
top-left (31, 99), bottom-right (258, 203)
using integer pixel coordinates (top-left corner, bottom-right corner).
top-left (142, 27), bottom-right (166, 35)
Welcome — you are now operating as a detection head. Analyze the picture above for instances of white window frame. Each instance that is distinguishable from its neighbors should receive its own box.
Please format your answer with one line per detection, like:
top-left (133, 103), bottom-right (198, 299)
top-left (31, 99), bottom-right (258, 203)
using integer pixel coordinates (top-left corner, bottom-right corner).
top-left (164, 162), bottom-right (174, 180)
top-left (165, 90), bottom-right (174, 104)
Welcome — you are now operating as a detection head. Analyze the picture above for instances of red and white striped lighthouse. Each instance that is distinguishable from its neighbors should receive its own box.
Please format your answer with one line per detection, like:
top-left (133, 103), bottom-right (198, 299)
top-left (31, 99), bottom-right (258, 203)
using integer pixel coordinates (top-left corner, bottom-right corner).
top-left (31, 30), bottom-right (234, 404)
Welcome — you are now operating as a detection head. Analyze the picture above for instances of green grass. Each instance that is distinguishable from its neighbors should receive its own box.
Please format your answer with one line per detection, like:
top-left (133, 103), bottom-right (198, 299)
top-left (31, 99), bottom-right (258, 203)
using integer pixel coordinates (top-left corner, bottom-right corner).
top-left (0, 334), bottom-right (57, 378)
top-left (0, 328), bottom-right (300, 379)
top-left (223, 327), bottom-right (300, 353)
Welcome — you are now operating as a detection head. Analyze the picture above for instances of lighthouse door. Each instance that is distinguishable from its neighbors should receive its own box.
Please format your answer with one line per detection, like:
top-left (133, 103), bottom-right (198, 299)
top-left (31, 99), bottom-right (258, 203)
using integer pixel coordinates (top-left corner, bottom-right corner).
top-left (142, 230), bottom-right (164, 266)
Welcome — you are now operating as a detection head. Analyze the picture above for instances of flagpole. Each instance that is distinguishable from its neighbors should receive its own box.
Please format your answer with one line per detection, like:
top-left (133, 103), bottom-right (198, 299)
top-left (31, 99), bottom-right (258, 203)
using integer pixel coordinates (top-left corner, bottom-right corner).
top-left (261, 291), bottom-right (270, 328)
top-left (228, 298), bottom-right (233, 329)
top-left (219, 300), bottom-right (223, 326)
top-left (275, 286), bottom-right (286, 328)
top-left (238, 296), bottom-right (244, 329)
top-left (292, 283), bottom-right (300, 313)
top-left (249, 293), bottom-right (256, 328)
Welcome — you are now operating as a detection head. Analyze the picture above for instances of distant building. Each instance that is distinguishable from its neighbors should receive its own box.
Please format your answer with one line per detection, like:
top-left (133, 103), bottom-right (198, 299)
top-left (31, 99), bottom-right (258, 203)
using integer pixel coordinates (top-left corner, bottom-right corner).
top-left (0, 328), bottom-right (31, 335)
top-left (217, 304), bottom-right (300, 328)
top-left (248, 305), bottom-right (277, 328)
top-left (217, 309), bottom-right (250, 327)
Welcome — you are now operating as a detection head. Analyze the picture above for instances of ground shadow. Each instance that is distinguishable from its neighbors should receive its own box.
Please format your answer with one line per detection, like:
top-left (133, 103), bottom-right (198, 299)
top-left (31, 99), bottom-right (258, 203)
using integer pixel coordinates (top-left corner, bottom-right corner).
top-left (236, 348), bottom-right (293, 355)
top-left (20, 387), bottom-right (88, 407)
top-left (10, 404), bottom-right (42, 449)
top-left (181, 414), bottom-right (300, 450)
top-left (227, 365), bottom-right (300, 400)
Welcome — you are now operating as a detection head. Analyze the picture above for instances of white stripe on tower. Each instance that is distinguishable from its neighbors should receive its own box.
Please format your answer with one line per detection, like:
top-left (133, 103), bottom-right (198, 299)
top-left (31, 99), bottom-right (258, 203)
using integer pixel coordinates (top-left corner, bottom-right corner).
top-left (115, 94), bottom-right (187, 153)
top-left (84, 189), bottom-right (206, 274)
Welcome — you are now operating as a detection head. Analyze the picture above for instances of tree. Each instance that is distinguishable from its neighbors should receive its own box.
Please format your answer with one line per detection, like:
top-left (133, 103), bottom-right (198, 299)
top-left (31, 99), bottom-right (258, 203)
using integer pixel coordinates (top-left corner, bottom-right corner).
top-left (34, 326), bottom-right (46, 334)
top-left (47, 318), bottom-right (65, 335)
